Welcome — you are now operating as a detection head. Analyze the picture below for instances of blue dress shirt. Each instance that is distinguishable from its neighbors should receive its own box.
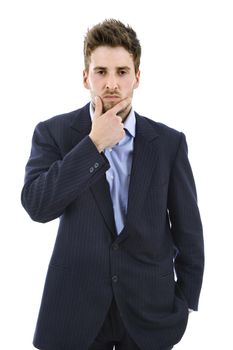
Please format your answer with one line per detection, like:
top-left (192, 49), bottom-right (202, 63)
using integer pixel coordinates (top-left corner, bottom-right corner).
top-left (89, 104), bottom-right (136, 234)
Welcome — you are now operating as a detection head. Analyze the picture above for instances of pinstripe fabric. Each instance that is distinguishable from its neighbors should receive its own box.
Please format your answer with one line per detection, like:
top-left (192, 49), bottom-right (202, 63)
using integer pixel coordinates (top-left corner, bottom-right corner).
top-left (21, 103), bottom-right (204, 350)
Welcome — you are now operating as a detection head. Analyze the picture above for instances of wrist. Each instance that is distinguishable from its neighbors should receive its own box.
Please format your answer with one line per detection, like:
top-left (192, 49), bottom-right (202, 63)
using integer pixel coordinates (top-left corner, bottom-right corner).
top-left (89, 134), bottom-right (104, 153)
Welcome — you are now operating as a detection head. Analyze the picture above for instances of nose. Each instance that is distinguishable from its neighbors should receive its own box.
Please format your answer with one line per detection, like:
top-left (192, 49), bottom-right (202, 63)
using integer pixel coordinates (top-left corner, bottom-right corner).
top-left (105, 74), bottom-right (118, 90)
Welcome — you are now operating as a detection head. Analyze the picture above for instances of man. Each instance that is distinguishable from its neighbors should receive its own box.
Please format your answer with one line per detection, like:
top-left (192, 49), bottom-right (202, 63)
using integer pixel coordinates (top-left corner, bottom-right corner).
top-left (21, 19), bottom-right (204, 350)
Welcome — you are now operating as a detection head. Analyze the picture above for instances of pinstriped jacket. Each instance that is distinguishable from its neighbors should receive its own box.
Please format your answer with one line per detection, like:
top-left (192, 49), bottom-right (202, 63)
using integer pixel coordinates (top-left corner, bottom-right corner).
top-left (21, 103), bottom-right (204, 350)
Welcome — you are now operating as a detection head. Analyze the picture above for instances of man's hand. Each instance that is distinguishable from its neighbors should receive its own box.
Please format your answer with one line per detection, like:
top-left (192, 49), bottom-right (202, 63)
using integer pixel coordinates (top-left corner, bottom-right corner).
top-left (89, 96), bottom-right (131, 153)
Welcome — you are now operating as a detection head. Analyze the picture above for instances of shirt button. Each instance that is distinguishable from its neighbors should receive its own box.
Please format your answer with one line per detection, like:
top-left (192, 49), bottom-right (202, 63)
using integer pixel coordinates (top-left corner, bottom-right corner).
top-left (112, 275), bottom-right (118, 283)
top-left (112, 243), bottom-right (119, 251)
top-left (94, 162), bottom-right (99, 168)
top-left (89, 167), bottom-right (94, 173)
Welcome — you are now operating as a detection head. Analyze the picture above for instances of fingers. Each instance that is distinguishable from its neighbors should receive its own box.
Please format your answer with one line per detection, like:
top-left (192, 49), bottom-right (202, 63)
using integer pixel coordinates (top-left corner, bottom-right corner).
top-left (93, 96), bottom-right (103, 119)
top-left (111, 97), bottom-right (132, 115)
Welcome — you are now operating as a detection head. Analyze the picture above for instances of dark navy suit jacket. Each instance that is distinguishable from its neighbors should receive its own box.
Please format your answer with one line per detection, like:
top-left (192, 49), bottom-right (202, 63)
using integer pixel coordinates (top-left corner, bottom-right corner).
top-left (21, 103), bottom-right (204, 350)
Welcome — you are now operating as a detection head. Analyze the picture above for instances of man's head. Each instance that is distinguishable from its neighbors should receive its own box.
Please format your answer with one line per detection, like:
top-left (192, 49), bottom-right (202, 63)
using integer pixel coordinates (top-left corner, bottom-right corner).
top-left (83, 19), bottom-right (141, 118)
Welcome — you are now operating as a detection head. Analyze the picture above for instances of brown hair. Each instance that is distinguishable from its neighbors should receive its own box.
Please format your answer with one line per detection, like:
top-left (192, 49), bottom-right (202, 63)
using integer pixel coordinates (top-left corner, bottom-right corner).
top-left (83, 19), bottom-right (141, 73)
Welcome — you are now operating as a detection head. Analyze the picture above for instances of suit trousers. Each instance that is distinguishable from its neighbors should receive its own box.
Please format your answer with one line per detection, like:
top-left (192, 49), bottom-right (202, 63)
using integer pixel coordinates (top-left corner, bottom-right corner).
top-left (88, 297), bottom-right (173, 350)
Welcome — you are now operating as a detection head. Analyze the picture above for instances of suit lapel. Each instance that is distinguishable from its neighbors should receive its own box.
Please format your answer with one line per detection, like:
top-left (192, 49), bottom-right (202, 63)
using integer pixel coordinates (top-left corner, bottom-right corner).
top-left (125, 113), bottom-right (159, 234)
top-left (70, 104), bottom-right (160, 240)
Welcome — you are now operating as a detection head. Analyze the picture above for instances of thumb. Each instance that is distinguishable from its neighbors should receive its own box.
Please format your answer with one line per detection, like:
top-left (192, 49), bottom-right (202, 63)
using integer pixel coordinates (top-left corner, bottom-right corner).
top-left (93, 96), bottom-right (103, 119)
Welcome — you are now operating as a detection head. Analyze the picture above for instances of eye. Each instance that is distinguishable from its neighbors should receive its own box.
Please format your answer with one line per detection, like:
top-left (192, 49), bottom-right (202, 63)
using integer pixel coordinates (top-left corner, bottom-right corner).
top-left (97, 70), bottom-right (106, 75)
top-left (118, 70), bottom-right (127, 76)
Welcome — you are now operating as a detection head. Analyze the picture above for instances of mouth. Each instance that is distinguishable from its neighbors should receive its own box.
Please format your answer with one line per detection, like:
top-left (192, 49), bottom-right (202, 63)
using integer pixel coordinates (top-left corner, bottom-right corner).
top-left (103, 95), bottom-right (121, 100)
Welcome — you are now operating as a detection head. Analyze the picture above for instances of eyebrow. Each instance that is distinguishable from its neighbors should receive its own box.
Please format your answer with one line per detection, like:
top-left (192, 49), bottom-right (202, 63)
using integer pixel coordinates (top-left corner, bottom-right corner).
top-left (117, 66), bottom-right (131, 71)
top-left (93, 66), bottom-right (131, 71)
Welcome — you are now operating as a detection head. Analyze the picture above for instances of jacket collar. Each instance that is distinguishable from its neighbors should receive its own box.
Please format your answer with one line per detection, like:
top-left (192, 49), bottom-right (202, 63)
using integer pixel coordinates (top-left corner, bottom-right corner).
top-left (70, 102), bottom-right (158, 143)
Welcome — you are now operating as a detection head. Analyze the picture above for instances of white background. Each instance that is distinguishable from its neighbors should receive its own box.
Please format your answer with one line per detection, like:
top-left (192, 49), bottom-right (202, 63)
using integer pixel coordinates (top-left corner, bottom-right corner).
top-left (1, 0), bottom-right (233, 349)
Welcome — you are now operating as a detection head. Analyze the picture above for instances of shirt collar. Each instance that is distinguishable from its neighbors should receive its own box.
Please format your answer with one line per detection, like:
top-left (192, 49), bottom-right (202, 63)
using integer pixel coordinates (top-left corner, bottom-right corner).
top-left (89, 102), bottom-right (136, 138)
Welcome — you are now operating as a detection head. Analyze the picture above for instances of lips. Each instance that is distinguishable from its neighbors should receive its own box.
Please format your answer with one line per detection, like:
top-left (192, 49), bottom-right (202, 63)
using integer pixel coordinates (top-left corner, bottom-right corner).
top-left (103, 95), bottom-right (120, 99)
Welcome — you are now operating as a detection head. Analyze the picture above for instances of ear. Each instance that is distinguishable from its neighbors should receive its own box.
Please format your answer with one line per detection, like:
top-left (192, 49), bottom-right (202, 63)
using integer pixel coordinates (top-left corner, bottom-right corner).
top-left (83, 70), bottom-right (89, 89)
top-left (134, 70), bottom-right (140, 89)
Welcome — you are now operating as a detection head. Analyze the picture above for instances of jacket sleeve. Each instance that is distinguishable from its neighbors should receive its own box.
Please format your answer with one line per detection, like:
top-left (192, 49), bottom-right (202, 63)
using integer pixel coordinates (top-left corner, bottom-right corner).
top-left (21, 121), bottom-right (110, 223)
top-left (168, 132), bottom-right (204, 311)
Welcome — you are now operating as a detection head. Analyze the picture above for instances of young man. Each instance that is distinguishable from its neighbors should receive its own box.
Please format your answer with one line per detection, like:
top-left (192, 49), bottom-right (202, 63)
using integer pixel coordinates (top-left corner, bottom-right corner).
top-left (21, 19), bottom-right (204, 350)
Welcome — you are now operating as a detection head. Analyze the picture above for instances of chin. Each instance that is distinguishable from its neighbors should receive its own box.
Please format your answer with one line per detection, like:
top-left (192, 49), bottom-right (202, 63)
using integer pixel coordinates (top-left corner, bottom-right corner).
top-left (103, 101), bottom-right (117, 112)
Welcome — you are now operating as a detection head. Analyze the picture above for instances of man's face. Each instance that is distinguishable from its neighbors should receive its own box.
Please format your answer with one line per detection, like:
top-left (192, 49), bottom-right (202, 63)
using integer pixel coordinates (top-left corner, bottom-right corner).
top-left (83, 46), bottom-right (140, 118)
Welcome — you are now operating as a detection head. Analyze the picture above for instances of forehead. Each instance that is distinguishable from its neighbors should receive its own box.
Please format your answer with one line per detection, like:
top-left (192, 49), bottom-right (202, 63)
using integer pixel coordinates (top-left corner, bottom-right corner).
top-left (89, 46), bottom-right (134, 68)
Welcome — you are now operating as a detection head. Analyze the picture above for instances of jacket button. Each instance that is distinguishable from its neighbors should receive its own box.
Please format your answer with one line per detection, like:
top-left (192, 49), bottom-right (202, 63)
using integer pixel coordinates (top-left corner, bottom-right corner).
top-left (89, 167), bottom-right (94, 173)
top-left (94, 162), bottom-right (99, 168)
top-left (112, 243), bottom-right (119, 250)
top-left (112, 275), bottom-right (118, 283)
